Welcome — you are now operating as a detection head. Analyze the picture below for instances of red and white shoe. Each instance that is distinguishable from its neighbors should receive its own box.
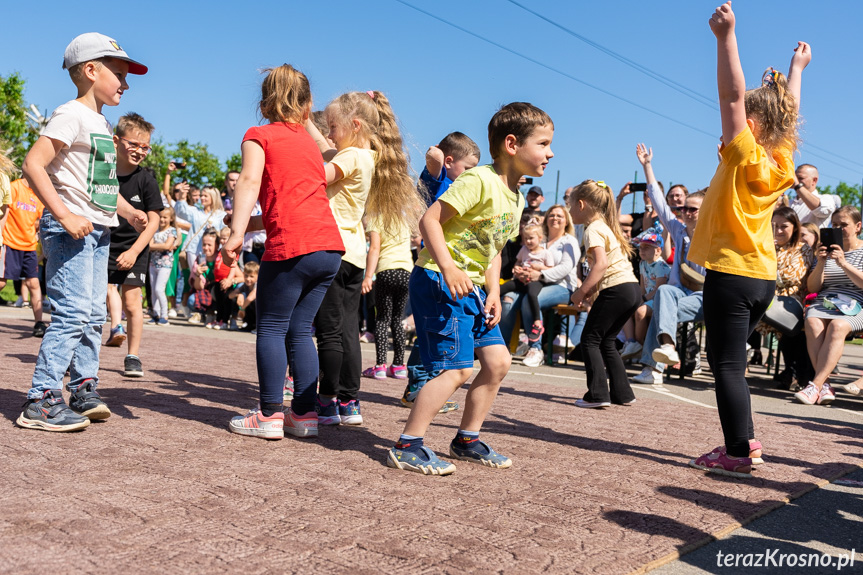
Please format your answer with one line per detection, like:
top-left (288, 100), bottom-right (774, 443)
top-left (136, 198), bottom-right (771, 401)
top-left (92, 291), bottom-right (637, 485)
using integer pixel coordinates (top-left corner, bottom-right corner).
top-left (228, 408), bottom-right (284, 440)
top-left (794, 382), bottom-right (820, 405)
top-left (284, 409), bottom-right (318, 438)
top-left (817, 382), bottom-right (836, 405)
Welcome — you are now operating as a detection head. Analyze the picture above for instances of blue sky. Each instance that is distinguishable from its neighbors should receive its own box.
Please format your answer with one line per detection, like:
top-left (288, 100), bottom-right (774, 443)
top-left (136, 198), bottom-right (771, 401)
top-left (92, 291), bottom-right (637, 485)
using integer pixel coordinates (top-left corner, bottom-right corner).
top-left (3, 1), bottom-right (861, 212)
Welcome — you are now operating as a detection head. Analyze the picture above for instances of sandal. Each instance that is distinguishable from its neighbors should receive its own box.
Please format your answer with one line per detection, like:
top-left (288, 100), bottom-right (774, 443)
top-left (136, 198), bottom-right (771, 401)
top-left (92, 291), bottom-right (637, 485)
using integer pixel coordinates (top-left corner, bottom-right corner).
top-left (689, 447), bottom-right (753, 479)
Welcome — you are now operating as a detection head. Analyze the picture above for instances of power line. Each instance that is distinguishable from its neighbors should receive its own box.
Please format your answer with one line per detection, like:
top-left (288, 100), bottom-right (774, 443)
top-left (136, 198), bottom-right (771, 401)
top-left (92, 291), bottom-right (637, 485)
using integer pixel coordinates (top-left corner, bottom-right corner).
top-left (392, 0), bottom-right (717, 140)
top-left (509, 1), bottom-right (863, 175)
top-left (504, 0), bottom-right (718, 110)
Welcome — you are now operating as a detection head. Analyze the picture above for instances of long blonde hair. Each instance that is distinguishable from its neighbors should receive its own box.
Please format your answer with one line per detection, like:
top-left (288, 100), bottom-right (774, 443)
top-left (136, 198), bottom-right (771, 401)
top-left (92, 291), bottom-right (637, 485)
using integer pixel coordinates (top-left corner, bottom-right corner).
top-left (326, 91), bottom-right (423, 235)
top-left (745, 68), bottom-right (799, 153)
top-left (0, 148), bottom-right (17, 178)
top-left (572, 180), bottom-right (633, 259)
top-left (200, 186), bottom-right (224, 213)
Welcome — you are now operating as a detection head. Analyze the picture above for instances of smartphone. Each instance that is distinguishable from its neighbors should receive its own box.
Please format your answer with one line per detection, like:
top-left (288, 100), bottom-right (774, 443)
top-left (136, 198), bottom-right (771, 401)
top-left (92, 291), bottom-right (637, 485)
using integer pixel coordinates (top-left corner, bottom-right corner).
top-left (820, 228), bottom-right (843, 251)
top-left (523, 177), bottom-right (534, 185)
top-left (629, 182), bottom-right (647, 192)
top-left (173, 160), bottom-right (187, 169)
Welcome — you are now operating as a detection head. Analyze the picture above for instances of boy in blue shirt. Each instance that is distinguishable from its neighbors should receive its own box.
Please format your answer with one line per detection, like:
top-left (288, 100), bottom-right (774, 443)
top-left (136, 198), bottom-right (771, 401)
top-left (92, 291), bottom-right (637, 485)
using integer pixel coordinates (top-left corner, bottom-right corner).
top-left (402, 132), bottom-right (480, 412)
top-left (18, 33), bottom-right (149, 432)
top-left (388, 102), bottom-right (554, 475)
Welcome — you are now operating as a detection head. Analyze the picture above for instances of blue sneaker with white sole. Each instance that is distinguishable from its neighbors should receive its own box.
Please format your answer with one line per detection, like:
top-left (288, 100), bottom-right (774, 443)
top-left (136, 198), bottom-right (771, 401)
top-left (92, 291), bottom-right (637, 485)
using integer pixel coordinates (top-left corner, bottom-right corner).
top-left (338, 399), bottom-right (363, 425)
top-left (449, 439), bottom-right (512, 469)
top-left (387, 445), bottom-right (456, 475)
top-left (315, 397), bottom-right (340, 426)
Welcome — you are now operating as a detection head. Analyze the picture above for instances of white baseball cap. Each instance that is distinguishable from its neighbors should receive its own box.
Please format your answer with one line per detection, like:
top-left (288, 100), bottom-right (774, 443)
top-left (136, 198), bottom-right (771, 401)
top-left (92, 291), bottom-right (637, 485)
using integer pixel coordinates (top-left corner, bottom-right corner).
top-left (63, 32), bottom-right (148, 75)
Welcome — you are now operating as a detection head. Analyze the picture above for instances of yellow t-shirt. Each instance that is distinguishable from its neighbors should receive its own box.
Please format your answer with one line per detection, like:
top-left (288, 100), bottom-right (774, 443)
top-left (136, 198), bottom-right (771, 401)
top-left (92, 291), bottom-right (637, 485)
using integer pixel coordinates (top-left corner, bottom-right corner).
top-left (367, 216), bottom-right (413, 273)
top-left (689, 127), bottom-right (795, 280)
top-left (416, 164), bottom-right (524, 286)
top-left (0, 173), bottom-right (11, 248)
top-left (583, 219), bottom-right (638, 291)
top-left (327, 147), bottom-right (377, 269)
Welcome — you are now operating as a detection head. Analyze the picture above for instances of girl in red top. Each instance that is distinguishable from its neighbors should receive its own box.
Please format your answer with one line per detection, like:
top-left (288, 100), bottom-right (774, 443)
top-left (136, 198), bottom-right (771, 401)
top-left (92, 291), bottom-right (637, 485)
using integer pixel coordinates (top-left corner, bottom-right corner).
top-left (222, 64), bottom-right (345, 440)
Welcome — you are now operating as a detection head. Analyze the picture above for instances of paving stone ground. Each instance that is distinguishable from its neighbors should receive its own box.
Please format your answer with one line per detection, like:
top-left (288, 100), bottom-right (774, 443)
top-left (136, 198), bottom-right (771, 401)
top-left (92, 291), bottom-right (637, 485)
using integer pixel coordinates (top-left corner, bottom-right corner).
top-left (1, 311), bottom-right (861, 574)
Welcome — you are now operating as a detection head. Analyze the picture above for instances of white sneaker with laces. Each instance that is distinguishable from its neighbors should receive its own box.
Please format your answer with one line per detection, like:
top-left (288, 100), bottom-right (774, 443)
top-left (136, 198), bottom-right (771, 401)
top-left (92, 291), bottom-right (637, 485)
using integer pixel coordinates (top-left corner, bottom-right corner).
top-left (167, 308), bottom-right (178, 319)
top-left (632, 367), bottom-right (663, 385)
top-left (621, 340), bottom-right (643, 360)
top-left (522, 347), bottom-right (544, 367)
top-left (652, 343), bottom-right (680, 366)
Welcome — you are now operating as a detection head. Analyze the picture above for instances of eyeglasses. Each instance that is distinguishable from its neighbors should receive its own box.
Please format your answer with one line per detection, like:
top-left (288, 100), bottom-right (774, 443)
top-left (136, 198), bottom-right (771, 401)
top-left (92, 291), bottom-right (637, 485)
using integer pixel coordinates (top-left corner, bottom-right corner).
top-left (118, 137), bottom-right (151, 154)
top-left (680, 206), bottom-right (699, 214)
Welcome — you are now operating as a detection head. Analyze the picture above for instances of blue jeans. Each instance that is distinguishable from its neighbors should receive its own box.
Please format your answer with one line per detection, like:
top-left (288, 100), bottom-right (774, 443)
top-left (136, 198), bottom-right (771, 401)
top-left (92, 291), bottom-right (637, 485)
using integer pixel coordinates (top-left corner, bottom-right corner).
top-left (256, 251), bottom-right (341, 413)
top-left (639, 284), bottom-right (703, 372)
top-left (30, 213), bottom-right (110, 398)
top-left (499, 283), bottom-right (571, 350)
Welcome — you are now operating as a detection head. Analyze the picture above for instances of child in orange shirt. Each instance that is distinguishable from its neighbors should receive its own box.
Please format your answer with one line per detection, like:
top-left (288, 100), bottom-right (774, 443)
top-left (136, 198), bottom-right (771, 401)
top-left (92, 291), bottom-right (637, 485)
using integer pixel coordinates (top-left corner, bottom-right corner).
top-left (688, 2), bottom-right (810, 478)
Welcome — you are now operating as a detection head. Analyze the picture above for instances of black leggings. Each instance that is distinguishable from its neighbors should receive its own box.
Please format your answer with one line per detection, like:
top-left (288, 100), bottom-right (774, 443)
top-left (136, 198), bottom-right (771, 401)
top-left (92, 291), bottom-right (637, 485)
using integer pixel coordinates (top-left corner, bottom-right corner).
top-left (374, 268), bottom-right (411, 366)
top-left (500, 279), bottom-right (544, 323)
top-left (703, 270), bottom-right (774, 457)
top-left (316, 260), bottom-right (364, 401)
top-left (581, 282), bottom-right (642, 404)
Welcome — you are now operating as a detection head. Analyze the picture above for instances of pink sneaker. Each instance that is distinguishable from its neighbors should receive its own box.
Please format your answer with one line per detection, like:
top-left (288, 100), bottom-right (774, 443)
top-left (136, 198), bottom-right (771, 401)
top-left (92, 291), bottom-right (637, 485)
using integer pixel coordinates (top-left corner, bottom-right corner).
top-left (228, 408), bottom-right (284, 440)
top-left (284, 409), bottom-right (318, 438)
top-left (689, 447), bottom-right (753, 478)
top-left (817, 382), bottom-right (836, 405)
top-left (362, 365), bottom-right (387, 380)
top-left (528, 322), bottom-right (545, 343)
top-left (388, 364), bottom-right (408, 379)
top-left (794, 382), bottom-right (820, 405)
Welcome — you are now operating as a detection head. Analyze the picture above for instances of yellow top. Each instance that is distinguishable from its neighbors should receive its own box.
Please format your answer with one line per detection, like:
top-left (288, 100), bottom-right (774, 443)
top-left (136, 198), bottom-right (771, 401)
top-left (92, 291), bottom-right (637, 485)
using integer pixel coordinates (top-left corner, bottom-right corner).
top-left (689, 127), bottom-right (795, 280)
top-left (326, 147), bottom-right (377, 269)
top-left (583, 219), bottom-right (637, 291)
top-left (367, 216), bottom-right (413, 273)
top-left (0, 173), bottom-right (11, 248)
top-left (416, 165), bottom-right (523, 286)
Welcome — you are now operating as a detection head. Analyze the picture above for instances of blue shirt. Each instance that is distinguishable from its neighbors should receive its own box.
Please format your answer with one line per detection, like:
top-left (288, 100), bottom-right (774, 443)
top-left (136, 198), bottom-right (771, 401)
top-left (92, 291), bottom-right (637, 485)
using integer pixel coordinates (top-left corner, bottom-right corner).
top-left (419, 166), bottom-right (453, 207)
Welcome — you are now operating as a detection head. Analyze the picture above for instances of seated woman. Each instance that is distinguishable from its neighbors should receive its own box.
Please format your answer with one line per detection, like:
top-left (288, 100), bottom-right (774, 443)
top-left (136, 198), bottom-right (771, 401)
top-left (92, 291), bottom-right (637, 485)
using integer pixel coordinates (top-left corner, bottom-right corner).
top-left (756, 207), bottom-right (814, 389)
top-left (797, 206), bottom-right (863, 405)
top-left (498, 204), bottom-right (580, 367)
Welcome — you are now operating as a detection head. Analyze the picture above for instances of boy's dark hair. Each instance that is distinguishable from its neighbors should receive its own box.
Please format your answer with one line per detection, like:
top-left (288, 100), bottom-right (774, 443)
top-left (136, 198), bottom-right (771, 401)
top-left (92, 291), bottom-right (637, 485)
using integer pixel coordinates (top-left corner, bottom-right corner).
top-left (438, 132), bottom-right (481, 162)
top-left (116, 112), bottom-right (154, 137)
top-left (488, 102), bottom-right (553, 160)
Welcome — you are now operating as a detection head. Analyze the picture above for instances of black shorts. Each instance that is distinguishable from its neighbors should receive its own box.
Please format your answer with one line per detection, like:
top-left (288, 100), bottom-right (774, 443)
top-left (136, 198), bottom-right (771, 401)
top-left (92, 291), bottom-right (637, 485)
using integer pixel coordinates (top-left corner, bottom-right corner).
top-left (1, 246), bottom-right (39, 280)
top-left (108, 247), bottom-right (149, 287)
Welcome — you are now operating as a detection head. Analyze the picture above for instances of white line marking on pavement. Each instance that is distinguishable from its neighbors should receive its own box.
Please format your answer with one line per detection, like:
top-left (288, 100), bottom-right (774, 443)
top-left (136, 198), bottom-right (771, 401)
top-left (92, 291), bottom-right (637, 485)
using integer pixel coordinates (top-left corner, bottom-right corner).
top-left (834, 407), bottom-right (863, 418)
top-left (509, 370), bottom-right (533, 375)
top-left (632, 384), bottom-right (717, 409)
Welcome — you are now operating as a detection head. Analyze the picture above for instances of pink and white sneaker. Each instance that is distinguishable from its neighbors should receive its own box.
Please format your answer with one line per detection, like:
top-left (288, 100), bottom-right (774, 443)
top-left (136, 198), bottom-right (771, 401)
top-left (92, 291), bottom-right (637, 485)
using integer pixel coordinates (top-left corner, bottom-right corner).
top-left (689, 447), bottom-right (752, 479)
top-left (362, 365), bottom-right (387, 380)
top-left (794, 382), bottom-right (820, 405)
top-left (228, 408), bottom-right (284, 440)
top-left (817, 382), bottom-right (836, 405)
top-left (284, 409), bottom-right (318, 438)
top-left (387, 364), bottom-right (408, 379)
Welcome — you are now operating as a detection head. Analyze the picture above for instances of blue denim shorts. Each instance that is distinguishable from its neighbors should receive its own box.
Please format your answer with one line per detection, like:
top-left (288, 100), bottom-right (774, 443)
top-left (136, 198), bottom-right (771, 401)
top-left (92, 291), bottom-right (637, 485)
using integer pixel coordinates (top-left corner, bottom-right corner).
top-left (410, 267), bottom-right (505, 371)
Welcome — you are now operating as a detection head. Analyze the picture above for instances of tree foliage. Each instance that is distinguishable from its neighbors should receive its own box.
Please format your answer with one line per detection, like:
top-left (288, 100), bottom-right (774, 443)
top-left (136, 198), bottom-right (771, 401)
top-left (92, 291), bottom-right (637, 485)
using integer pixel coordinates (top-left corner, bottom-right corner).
top-left (0, 72), bottom-right (40, 168)
top-left (819, 181), bottom-right (862, 209)
top-left (226, 152), bottom-right (242, 174)
top-left (143, 139), bottom-right (229, 190)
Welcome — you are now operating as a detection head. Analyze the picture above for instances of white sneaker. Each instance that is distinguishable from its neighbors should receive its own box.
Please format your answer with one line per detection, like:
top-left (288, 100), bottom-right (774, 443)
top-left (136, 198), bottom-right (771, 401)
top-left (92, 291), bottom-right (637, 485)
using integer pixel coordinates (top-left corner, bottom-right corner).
top-left (621, 340), bottom-right (643, 360)
top-left (652, 343), bottom-right (680, 366)
top-left (632, 367), bottom-right (663, 385)
top-left (167, 308), bottom-right (178, 319)
top-left (188, 312), bottom-right (203, 325)
top-left (523, 347), bottom-right (545, 367)
top-left (553, 334), bottom-right (573, 351)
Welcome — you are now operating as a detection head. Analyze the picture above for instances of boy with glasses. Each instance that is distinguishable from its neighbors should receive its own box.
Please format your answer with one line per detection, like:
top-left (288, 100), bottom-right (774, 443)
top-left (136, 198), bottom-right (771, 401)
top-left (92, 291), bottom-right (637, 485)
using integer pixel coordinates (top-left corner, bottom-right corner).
top-left (104, 113), bottom-right (163, 379)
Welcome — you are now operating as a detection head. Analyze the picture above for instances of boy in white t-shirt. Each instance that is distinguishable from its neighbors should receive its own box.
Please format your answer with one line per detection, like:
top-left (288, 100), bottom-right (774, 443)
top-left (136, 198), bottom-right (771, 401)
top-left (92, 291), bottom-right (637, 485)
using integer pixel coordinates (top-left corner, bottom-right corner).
top-left (17, 33), bottom-right (149, 432)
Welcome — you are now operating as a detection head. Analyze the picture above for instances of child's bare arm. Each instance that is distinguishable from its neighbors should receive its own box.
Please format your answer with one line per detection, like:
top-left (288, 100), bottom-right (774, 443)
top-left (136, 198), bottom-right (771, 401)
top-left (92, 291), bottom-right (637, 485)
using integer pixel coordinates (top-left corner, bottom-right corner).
top-left (23, 136), bottom-right (93, 239)
top-left (304, 118), bottom-right (338, 162)
top-left (362, 231), bottom-right (381, 295)
top-left (572, 246), bottom-right (607, 309)
top-left (425, 146), bottom-right (444, 180)
top-left (419, 200), bottom-right (472, 299)
top-left (645, 276), bottom-right (668, 301)
top-left (710, 1), bottom-right (748, 146)
top-left (224, 140), bottom-right (264, 266)
top-left (787, 41), bottom-right (811, 111)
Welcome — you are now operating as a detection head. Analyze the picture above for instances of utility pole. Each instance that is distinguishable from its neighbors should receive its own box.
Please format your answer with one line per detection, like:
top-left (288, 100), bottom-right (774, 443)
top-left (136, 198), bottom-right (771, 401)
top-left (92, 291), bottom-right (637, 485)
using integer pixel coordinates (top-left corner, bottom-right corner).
top-left (554, 170), bottom-right (560, 205)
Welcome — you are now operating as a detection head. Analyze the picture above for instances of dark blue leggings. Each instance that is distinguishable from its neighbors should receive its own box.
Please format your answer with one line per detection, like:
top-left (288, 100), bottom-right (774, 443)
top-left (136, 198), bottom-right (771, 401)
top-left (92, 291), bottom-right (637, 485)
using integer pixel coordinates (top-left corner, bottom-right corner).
top-left (256, 251), bottom-right (341, 413)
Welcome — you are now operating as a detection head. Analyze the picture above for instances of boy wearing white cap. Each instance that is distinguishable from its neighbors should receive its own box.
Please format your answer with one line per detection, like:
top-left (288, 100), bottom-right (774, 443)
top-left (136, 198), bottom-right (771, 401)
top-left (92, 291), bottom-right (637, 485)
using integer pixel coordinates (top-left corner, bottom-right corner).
top-left (18, 32), bottom-right (149, 432)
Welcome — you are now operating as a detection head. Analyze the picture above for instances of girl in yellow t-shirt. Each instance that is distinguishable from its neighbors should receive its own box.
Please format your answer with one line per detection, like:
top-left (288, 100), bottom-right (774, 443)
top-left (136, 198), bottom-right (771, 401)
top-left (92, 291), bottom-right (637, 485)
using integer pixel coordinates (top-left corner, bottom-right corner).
top-left (569, 180), bottom-right (641, 409)
top-left (304, 91), bottom-right (424, 426)
top-left (688, 2), bottom-right (811, 479)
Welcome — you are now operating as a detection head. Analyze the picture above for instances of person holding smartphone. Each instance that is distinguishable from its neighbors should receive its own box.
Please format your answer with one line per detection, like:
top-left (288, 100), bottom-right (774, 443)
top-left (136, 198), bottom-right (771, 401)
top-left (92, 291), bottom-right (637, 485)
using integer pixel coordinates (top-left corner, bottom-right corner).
top-left (798, 206), bottom-right (863, 405)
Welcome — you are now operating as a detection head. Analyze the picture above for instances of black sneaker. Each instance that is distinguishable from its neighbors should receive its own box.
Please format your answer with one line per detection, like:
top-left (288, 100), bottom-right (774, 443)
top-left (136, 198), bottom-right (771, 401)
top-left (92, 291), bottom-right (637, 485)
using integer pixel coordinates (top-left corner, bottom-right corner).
top-left (68, 379), bottom-right (112, 420)
top-left (16, 389), bottom-right (91, 432)
top-left (32, 321), bottom-right (48, 338)
top-left (124, 355), bottom-right (144, 378)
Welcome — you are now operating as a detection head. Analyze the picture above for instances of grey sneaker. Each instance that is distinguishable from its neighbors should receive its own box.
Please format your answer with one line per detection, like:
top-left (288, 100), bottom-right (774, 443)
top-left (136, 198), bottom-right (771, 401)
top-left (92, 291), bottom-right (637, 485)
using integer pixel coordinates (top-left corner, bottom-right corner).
top-left (69, 379), bottom-right (112, 420)
top-left (124, 355), bottom-right (144, 378)
top-left (16, 389), bottom-right (91, 432)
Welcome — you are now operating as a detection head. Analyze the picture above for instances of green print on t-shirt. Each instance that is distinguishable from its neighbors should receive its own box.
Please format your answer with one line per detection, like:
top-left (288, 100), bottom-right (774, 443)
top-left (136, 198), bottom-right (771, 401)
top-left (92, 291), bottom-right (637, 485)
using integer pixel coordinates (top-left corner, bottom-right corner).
top-left (87, 134), bottom-right (119, 212)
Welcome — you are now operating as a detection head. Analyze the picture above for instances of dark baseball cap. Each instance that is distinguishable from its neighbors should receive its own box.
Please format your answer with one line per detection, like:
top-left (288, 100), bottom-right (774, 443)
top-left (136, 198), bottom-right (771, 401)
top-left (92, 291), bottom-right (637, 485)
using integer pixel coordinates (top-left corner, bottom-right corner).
top-left (527, 186), bottom-right (543, 196)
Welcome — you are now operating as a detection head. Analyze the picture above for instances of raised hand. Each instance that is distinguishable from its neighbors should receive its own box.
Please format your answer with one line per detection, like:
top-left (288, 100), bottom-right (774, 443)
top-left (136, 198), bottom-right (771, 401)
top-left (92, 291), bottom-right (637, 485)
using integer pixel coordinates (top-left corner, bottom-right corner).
top-left (791, 41), bottom-right (812, 71)
top-left (709, 1), bottom-right (735, 37)
top-left (636, 143), bottom-right (653, 166)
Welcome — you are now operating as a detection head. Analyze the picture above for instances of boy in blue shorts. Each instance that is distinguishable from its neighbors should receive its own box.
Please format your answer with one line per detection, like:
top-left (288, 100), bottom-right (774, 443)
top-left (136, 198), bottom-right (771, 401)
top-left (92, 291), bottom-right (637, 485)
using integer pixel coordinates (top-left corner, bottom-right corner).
top-left (402, 132), bottom-right (480, 412)
top-left (17, 33), bottom-right (149, 432)
top-left (388, 102), bottom-right (554, 475)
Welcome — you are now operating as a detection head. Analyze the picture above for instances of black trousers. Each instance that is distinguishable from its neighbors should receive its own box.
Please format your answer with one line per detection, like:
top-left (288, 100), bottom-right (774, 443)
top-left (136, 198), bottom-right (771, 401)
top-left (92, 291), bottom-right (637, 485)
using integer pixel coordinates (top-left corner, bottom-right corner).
top-left (316, 260), bottom-right (364, 401)
top-left (581, 282), bottom-right (641, 404)
top-left (703, 270), bottom-right (774, 457)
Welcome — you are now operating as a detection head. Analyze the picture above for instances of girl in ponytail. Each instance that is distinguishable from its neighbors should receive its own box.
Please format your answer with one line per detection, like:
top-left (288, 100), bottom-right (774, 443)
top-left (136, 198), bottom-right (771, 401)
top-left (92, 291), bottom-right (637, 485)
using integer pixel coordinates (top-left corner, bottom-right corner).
top-left (688, 2), bottom-right (811, 479)
top-left (569, 179), bottom-right (641, 409)
top-left (305, 90), bottom-right (423, 426)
